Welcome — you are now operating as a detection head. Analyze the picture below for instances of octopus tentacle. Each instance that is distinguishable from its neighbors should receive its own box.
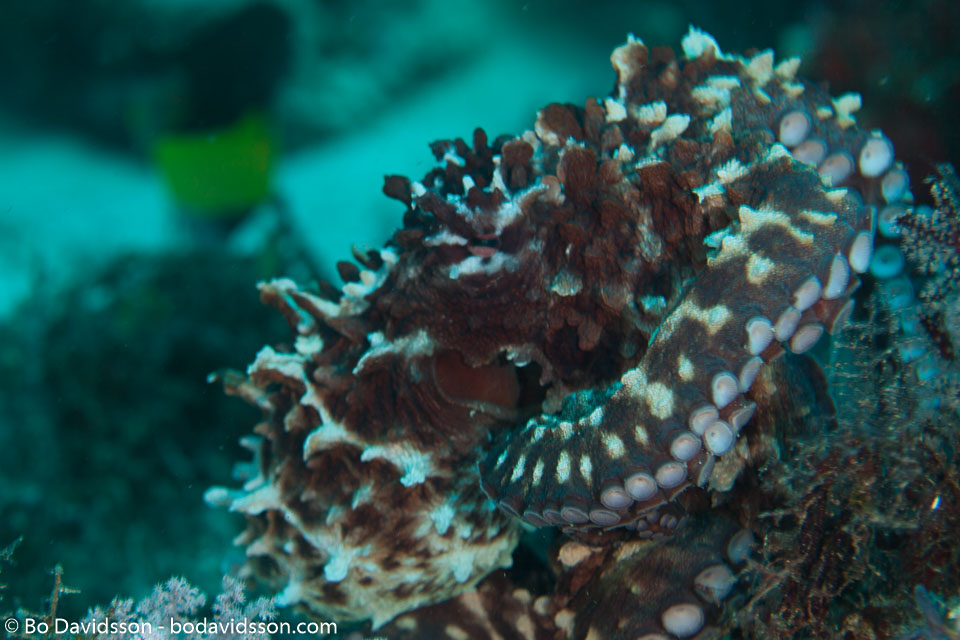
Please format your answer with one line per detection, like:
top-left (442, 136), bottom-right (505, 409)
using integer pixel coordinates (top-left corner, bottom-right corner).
top-left (481, 158), bottom-right (872, 529)
top-left (555, 514), bottom-right (753, 639)
top-left (479, 29), bottom-right (890, 531)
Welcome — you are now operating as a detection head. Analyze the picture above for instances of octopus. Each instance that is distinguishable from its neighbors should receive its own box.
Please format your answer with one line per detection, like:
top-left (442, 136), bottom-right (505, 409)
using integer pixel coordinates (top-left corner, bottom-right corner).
top-left (207, 28), bottom-right (911, 639)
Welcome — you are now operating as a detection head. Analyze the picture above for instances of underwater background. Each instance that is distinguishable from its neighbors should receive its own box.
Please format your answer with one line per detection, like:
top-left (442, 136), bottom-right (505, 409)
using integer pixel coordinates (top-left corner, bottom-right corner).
top-left (0, 0), bottom-right (958, 638)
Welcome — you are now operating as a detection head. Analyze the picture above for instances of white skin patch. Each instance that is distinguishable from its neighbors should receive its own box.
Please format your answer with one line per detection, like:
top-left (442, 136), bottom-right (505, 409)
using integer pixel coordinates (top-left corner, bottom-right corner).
top-left (249, 345), bottom-right (304, 380)
top-left (621, 368), bottom-right (647, 390)
top-left (709, 107), bottom-right (732, 133)
top-left (510, 454), bottom-right (526, 483)
top-left (746, 253), bottom-right (776, 283)
top-left (302, 406), bottom-right (365, 457)
top-left (294, 334), bottom-right (324, 356)
top-left (634, 423), bottom-right (650, 445)
top-left (667, 301), bottom-right (733, 336)
top-left (678, 355), bottom-right (695, 381)
top-left (763, 143), bottom-right (792, 162)
top-left (717, 159), bottom-right (748, 184)
top-left (429, 503), bottom-right (456, 535)
top-left (556, 451), bottom-right (571, 483)
top-left (746, 50), bottom-right (774, 85)
top-left (708, 306), bottom-right (732, 327)
top-left (782, 81), bottom-right (805, 98)
top-left (650, 114), bottom-right (691, 150)
top-left (621, 365), bottom-right (675, 417)
top-left (604, 97), bottom-right (628, 122)
top-left (800, 209), bottom-right (838, 226)
top-left (775, 57), bottom-right (801, 80)
top-left (227, 483), bottom-right (280, 516)
top-left (632, 100), bottom-right (667, 125)
top-left (323, 547), bottom-right (360, 583)
top-left (353, 329), bottom-right (434, 374)
top-left (695, 182), bottom-right (724, 200)
top-left (645, 382), bottom-right (676, 418)
top-left (579, 454), bottom-right (593, 482)
top-left (708, 75), bottom-right (741, 90)
top-left (692, 85), bottom-right (731, 108)
top-left (447, 251), bottom-right (518, 279)
top-left (825, 188), bottom-right (849, 203)
top-left (611, 36), bottom-right (645, 91)
top-left (603, 433), bottom-right (627, 459)
top-left (833, 92), bottom-right (862, 129)
top-left (739, 205), bottom-right (815, 244)
top-left (531, 458), bottom-right (544, 485)
top-left (360, 443), bottom-right (433, 487)
top-left (682, 26), bottom-right (723, 59)
top-left (615, 144), bottom-right (635, 163)
top-left (350, 484), bottom-right (373, 509)
top-left (423, 229), bottom-right (468, 246)
top-left (587, 406), bottom-right (604, 427)
top-left (535, 111), bottom-right (562, 146)
top-left (704, 228), bottom-right (733, 249)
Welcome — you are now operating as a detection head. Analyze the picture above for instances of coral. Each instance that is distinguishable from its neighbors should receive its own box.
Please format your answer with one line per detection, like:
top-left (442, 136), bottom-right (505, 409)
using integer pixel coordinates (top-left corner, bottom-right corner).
top-left (2, 550), bottom-right (277, 640)
top-left (898, 165), bottom-right (960, 381)
top-left (84, 576), bottom-right (276, 640)
top-left (211, 27), bottom-right (925, 636)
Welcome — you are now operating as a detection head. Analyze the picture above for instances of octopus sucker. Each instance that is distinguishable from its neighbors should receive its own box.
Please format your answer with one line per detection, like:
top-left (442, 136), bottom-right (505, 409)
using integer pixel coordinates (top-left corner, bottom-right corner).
top-left (209, 26), bottom-right (908, 637)
top-left (471, 30), bottom-right (893, 633)
top-left (537, 512), bottom-right (749, 640)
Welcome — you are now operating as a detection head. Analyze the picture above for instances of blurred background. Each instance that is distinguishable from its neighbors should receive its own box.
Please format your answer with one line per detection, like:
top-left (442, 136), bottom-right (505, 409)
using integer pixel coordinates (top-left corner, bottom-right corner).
top-left (0, 0), bottom-right (957, 624)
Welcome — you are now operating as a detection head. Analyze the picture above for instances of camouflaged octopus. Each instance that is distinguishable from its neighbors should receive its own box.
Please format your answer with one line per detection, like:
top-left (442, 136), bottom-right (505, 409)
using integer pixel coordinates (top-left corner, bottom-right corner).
top-left (208, 28), bottom-right (912, 639)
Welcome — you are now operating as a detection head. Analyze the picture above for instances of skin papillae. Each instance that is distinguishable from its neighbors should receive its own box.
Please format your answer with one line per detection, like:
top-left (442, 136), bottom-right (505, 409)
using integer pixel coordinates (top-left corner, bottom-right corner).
top-left (209, 28), bottom-right (904, 638)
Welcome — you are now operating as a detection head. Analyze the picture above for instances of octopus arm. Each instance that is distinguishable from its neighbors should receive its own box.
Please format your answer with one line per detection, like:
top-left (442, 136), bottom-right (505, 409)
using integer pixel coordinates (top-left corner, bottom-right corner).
top-left (481, 151), bottom-right (872, 528)
top-left (479, 29), bottom-right (889, 535)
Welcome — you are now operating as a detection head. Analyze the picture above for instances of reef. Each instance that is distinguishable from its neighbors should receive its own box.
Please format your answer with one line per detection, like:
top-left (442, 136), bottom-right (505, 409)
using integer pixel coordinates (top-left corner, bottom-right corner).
top-left (208, 28), bottom-right (958, 638)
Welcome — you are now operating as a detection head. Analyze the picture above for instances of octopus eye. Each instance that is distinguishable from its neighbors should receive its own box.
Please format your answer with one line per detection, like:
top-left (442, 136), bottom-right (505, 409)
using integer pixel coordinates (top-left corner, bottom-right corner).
top-left (467, 234), bottom-right (500, 258)
top-left (432, 350), bottom-right (547, 421)
top-left (433, 350), bottom-right (520, 411)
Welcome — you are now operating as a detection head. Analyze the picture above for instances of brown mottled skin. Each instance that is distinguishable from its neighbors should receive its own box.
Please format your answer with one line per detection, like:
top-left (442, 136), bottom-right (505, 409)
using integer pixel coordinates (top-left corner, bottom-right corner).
top-left (211, 29), bottom-right (904, 637)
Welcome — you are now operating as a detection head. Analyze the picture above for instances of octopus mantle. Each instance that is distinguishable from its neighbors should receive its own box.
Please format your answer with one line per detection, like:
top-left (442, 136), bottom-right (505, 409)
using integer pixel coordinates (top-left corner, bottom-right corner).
top-left (208, 28), bottom-right (906, 638)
